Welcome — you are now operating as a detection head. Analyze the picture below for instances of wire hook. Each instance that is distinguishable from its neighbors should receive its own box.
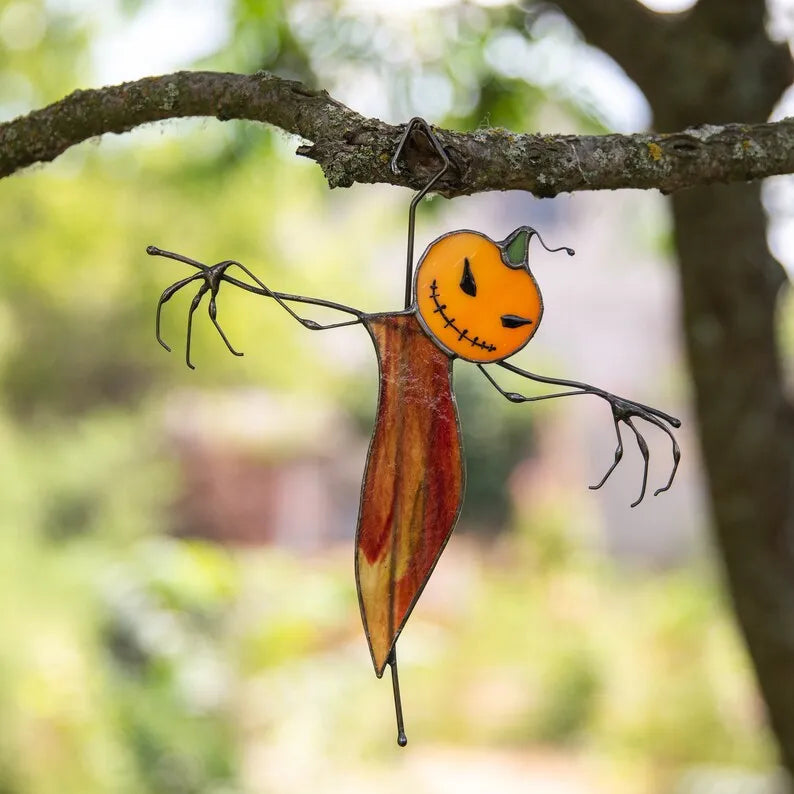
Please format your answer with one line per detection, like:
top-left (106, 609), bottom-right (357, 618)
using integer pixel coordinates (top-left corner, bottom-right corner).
top-left (390, 117), bottom-right (450, 309)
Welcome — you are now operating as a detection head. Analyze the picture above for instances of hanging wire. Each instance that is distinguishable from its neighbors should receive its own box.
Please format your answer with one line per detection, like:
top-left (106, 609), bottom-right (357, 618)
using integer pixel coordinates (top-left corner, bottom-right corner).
top-left (390, 117), bottom-right (450, 309)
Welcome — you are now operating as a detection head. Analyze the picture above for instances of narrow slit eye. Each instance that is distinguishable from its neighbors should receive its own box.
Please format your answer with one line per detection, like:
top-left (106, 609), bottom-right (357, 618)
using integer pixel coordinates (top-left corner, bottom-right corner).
top-left (460, 257), bottom-right (477, 296)
top-left (501, 314), bottom-right (533, 329)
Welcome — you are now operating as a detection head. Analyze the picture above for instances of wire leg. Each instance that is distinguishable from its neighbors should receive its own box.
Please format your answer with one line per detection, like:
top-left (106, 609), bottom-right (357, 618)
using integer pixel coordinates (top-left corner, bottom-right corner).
top-left (387, 646), bottom-right (407, 747)
top-left (625, 417), bottom-right (650, 507)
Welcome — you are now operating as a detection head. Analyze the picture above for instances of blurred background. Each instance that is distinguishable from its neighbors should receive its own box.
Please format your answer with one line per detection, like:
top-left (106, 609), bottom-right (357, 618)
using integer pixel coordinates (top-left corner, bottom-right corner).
top-left (1, 0), bottom-right (794, 792)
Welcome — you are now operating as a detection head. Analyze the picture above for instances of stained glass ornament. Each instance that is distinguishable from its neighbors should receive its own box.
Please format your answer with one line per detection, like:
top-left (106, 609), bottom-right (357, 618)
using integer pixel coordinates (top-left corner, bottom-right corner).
top-left (148, 117), bottom-right (681, 747)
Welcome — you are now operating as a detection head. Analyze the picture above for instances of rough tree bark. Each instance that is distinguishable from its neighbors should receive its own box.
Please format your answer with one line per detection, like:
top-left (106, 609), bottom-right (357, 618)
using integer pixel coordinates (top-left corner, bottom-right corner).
top-left (1, 71), bottom-right (794, 195)
top-left (1, 0), bottom-right (794, 781)
top-left (553, 0), bottom-right (794, 782)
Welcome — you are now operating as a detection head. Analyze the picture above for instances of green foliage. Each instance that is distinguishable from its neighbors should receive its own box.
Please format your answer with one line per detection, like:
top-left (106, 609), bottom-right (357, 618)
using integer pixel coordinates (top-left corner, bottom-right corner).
top-left (102, 538), bottom-right (239, 794)
top-left (0, 0), bottom-right (90, 114)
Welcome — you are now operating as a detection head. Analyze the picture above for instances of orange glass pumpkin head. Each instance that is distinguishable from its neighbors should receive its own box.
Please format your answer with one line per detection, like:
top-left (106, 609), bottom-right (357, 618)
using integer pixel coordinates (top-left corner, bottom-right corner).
top-left (415, 226), bottom-right (561, 363)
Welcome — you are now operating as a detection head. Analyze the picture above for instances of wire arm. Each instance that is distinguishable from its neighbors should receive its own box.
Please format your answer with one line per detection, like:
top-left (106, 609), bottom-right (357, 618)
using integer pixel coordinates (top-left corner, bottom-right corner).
top-left (479, 364), bottom-right (588, 403)
top-left (481, 362), bottom-right (681, 507)
top-left (497, 360), bottom-right (681, 427)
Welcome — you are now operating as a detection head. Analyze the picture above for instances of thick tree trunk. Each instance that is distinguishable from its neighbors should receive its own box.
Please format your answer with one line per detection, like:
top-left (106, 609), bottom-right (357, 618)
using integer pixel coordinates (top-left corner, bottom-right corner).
top-left (673, 184), bottom-right (794, 774)
top-left (554, 0), bottom-right (794, 781)
top-left (661, 14), bottom-right (794, 776)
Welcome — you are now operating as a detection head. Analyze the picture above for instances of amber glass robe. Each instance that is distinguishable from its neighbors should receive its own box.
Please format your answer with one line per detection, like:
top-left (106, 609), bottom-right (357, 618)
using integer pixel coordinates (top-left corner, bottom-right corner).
top-left (355, 312), bottom-right (465, 675)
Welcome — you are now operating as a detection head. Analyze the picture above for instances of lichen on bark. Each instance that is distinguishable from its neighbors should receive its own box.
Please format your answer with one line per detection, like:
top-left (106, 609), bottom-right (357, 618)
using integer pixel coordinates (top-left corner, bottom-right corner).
top-left (1, 70), bottom-right (793, 196)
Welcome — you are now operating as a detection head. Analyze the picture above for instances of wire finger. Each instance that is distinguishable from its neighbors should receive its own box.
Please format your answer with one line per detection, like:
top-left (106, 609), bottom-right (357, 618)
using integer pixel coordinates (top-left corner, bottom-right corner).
top-left (208, 294), bottom-right (243, 357)
top-left (156, 272), bottom-right (203, 352)
top-left (590, 412), bottom-right (624, 490)
top-left (641, 413), bottom-right (682, 496)
top-left (625, 417), bottom-right (650, 508)
top-left (185, 283), bottom-right (209, 370)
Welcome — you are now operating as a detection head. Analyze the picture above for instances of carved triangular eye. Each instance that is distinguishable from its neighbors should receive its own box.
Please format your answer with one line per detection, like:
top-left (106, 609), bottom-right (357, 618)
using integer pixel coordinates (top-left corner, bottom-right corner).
top-left (460, 257), bottom-right (477, 296)
top-left (501, 314), bottom-right (533, 329)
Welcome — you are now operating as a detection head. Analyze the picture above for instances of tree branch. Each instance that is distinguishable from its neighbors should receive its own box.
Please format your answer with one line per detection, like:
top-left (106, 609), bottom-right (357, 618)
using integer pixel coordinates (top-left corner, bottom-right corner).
top-left (1, 70), bottom-right (793, 197)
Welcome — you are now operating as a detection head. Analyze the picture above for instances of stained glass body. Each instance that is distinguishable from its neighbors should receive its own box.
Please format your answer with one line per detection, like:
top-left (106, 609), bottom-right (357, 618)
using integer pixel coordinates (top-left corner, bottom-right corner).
top-left (355, 312), bottom-right (464, 675)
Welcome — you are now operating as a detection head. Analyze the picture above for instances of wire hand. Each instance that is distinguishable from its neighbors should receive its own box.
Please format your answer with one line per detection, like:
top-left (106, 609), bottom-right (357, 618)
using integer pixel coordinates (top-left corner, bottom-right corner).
top-left (484, 361), bottom-right (681, 507)
top-left (148, 245), bottom-right (364, 369)
top-left (148, 246), bottom-right (249, 369)
top-left (588, 393), bottom-right (680, 508)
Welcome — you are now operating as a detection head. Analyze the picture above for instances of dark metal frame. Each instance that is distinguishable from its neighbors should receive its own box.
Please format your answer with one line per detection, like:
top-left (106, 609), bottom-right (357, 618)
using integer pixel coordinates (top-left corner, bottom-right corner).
top-left (148, 115), bottom-right (682, 747)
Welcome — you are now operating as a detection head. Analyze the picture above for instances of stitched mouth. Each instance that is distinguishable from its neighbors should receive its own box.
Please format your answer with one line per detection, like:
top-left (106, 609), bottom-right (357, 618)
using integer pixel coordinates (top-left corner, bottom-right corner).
top-left (429, 280), bottom-right (497, 353)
